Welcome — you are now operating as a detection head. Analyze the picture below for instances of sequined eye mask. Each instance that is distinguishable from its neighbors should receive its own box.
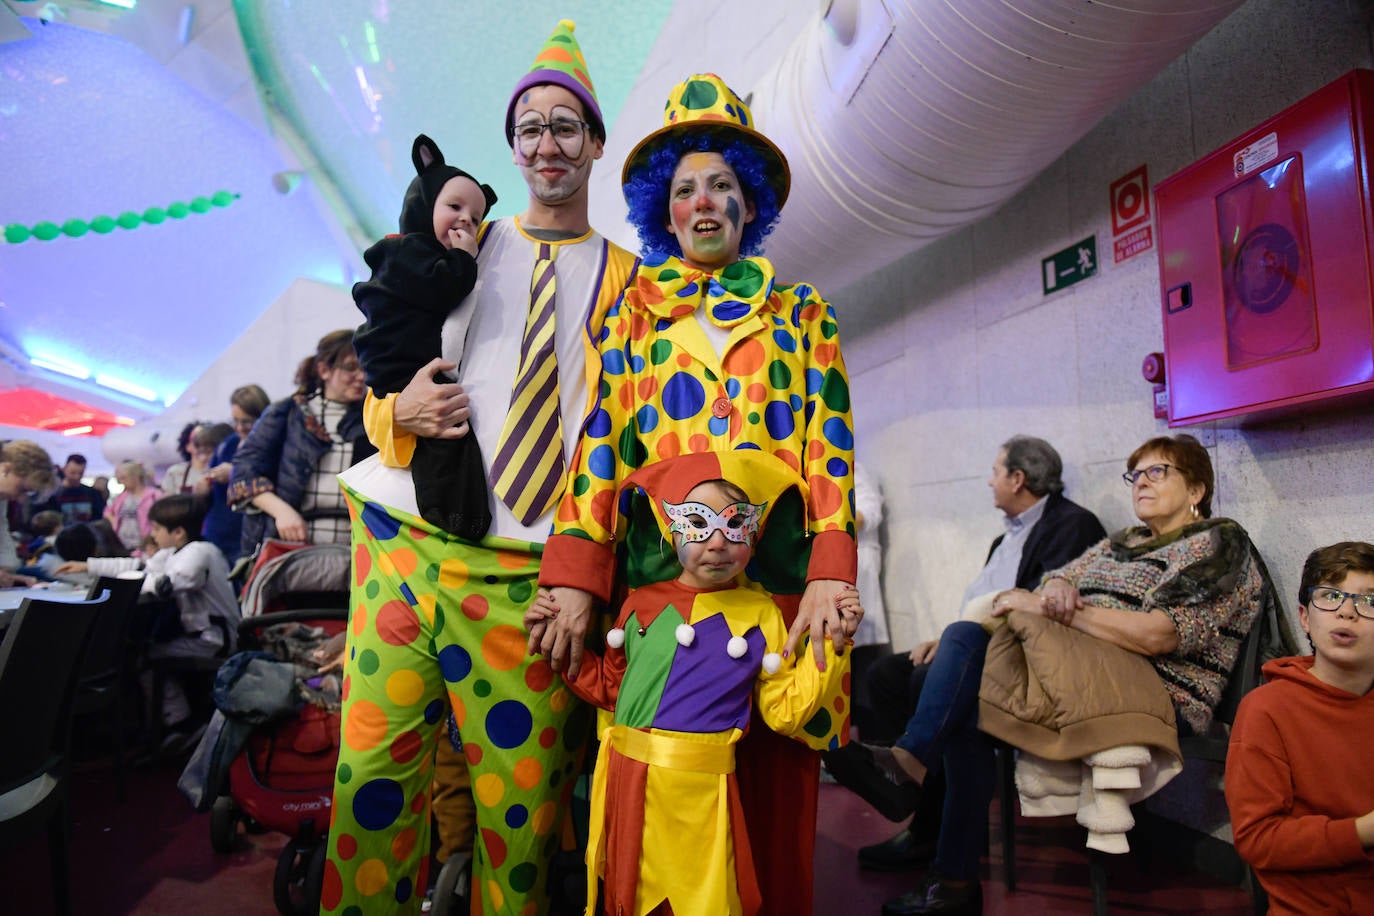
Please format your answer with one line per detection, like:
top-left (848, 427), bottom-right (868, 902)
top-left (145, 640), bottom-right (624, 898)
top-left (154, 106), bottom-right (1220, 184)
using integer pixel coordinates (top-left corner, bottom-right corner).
top-left (662, 499), bottom-right (765, 545)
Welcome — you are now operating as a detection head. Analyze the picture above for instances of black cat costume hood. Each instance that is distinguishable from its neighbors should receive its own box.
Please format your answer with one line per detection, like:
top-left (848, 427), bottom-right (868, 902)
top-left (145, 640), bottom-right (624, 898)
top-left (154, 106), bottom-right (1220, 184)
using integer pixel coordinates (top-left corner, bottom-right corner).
top-left (398, 133), bottom-right (498, 234)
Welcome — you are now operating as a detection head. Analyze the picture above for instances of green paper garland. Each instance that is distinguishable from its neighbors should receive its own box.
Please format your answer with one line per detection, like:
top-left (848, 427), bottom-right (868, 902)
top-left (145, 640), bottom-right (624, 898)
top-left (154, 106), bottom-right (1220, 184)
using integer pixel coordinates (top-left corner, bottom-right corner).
top-left (3, 191), bottom-right (241, 244)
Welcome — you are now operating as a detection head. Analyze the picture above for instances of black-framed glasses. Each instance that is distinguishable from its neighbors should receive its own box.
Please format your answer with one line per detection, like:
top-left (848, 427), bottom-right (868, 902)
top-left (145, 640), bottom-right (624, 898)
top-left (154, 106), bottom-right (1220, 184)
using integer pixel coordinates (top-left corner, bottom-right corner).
top-left (513, 118), bottom-right (588, 159)
top-left (1122, 463), bottom-right (1177, 486)
top-left (1306, 586), bottom-right (1374, 620)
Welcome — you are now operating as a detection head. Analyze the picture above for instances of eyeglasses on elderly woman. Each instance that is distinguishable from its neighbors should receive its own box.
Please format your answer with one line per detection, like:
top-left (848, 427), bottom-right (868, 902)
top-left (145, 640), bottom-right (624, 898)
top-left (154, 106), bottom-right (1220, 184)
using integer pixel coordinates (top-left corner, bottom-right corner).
top-left (1121, 463), bottom-right (1179, 486)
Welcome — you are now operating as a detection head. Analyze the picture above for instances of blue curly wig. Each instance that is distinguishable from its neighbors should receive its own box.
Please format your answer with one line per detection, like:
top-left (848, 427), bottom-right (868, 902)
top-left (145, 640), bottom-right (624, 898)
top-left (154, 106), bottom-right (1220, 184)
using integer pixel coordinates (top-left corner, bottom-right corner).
top-left (623, 135), bottom-right (782, 261)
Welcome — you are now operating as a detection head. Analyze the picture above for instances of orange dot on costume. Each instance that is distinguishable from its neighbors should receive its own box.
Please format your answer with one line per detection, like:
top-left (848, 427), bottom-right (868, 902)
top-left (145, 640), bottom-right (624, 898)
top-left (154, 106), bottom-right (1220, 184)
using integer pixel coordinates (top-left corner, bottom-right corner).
top-left (814, 342), bottom-right (838, 367)
top-left (481, 828), bottom-right (509, 868)
top-left (808, 474), bottom-right (844, 518)
top-left (392, 826), bottom-right (418, 862)
top-left (538, 726), bottom-right (558, 749)
top-left (336, 832), bottom-right (359, 860)
top-left (321, 860), bottom-right (343, 911)
top-left (676, 352), bottom-right (693, 367)
top-left (461, 593), bottom-right (490, 621)
top-left (555, 492), bottom-right (579, 522)
top-left (341, 675), bottom-right (350, 702)
top-left (376, 600), bottom-right (421, 646)
top-left (447, 691), bottom-right (467, 728)
top-left (513, 756), bottom-right (544, 790)
top-left (630, 309), bottom-right (655, 336)
top-left (617, 381), bottom-right (634, 411)
top-left (723, 337), bottom-right (766, 376)
top-left (533, 46), bottom-right (574, 65)
top-left (520, 902), bottom-right (539, 916)
top-left (351, 604), bottom-right (368, 635)
top-left (746, 382), bottom-right (767, 403)
top-left (655, 432), bottom-right (682, 460)
top-left (833, 695), bottom-right (847, 713)
top-left (385, 669), bottom-right (425, 706)
top-left (808, 439), bottom-right (827, 460)
top-left (531, 800), bottom-right (559, 835)
top-left (524, 660), bottom-right (554, 693)
top-left (481, 624), bottom-right (527, 672)
top-left (549, 685), bottom-right (572, 713)
top-left (389, 729), bottom-right (424, 764)
top-left (343, 700), bottom-right (389, 751)
top-left (800, 302), bottom-right (824, 322)
top-left (464, 741), bottom-right (483, 766)
top-left (410, 788), bottom-right (428, 814)
top-left (776, 449), bottom-right (800, 473)
top-left (688, 434), bottom-right (710, 453)
top-left (496, 549), bottom-right (532, 570)
top-left (354, 858), bottom-right (389, 896)
top-left (389, 547), bottom-right (418, 578)
top-left (590, 489), bottom-right (616, 524)
top-left (474, 772), bottom-right (507, 807)
top-left (354, 545), bottom-right (371, 585)
top-left (408, 524), bottom-right (429, 539)
top-left (437, 556), bottom-right (469, 589)
top-left (637, 376), bottom-right (658, 400)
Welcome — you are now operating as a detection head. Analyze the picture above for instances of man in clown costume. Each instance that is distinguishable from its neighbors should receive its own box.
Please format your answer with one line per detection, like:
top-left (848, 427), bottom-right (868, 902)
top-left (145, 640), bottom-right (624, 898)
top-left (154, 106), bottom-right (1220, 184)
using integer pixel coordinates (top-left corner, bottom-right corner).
top-left (534, 73), bottom-right (862, 915)
top-left (324, 20), bottom-right (638, 916)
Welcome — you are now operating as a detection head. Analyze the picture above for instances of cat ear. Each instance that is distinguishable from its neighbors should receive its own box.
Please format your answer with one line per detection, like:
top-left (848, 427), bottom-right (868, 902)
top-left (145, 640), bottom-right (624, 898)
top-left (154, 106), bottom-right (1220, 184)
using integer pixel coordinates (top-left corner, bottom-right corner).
top-left (411, 134), bottom-right (444, 174)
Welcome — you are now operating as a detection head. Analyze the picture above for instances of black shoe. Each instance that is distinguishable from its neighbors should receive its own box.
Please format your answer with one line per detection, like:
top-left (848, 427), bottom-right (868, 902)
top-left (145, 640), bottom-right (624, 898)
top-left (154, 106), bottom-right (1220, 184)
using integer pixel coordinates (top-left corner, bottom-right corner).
top-left (858, 827), bottom-right (937, 871)
top-left (881, 874), bottom-right (982, 916)
top-left (821, 742), bottom-right (921, 822)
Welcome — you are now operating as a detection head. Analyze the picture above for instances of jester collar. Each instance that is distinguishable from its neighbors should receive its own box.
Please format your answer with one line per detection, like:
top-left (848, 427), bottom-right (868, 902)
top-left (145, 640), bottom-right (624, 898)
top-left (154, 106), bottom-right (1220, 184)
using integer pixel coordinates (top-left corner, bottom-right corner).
top-left (626, 253), bottom-right (777, 329)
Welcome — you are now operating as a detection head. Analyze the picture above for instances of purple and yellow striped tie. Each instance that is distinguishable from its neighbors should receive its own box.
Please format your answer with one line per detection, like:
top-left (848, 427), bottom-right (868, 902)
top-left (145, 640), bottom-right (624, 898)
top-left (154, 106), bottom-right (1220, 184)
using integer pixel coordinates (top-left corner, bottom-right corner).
top-left (489, 243), bottom-right (566, 525)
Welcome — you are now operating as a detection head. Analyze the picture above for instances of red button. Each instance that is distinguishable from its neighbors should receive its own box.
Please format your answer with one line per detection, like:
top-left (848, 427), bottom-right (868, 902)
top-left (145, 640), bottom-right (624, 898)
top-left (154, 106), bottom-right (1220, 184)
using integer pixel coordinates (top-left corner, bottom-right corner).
top-left (711, 397), bottom-right (732, 418)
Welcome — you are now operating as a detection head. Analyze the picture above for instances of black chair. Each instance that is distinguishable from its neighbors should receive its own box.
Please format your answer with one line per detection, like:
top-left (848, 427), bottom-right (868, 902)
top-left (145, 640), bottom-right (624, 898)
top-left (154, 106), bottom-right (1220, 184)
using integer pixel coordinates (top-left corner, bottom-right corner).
top-left (73, 574), bottom-right (145, 801)
top-left (997, 620), bottom-right (1271, 916)
top-left (0, 590), bottom-right (110, 916)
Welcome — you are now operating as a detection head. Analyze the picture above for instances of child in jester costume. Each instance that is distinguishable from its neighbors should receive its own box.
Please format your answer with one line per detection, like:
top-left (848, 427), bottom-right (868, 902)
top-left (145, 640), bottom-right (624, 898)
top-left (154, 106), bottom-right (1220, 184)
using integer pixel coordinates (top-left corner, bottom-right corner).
top-left (527, 450), bottom-right (858, 916)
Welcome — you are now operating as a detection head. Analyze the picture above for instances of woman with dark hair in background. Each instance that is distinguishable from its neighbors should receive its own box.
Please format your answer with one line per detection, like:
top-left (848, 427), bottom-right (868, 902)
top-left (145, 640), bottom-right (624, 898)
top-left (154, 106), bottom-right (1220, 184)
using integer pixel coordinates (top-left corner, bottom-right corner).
top-left (228, 331), bottom-right (373, 557)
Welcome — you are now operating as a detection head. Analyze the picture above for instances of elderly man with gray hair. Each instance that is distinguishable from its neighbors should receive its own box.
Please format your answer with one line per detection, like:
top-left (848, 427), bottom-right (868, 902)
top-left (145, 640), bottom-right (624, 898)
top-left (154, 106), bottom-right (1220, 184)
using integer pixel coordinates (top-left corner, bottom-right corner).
top-left (824, 435), bottom-right (1106, 871)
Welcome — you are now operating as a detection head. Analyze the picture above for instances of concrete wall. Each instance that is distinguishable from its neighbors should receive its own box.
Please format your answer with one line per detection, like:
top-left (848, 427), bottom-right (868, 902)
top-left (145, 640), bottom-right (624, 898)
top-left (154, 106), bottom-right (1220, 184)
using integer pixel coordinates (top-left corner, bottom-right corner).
top-left (835, 0), bottom-right (1374, 836)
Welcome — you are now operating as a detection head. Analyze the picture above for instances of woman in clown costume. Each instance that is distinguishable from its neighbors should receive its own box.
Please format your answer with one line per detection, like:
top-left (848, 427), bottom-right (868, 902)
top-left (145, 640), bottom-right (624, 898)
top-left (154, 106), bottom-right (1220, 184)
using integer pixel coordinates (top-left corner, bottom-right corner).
top-left (534, 73), bottom-right (862, 914)
top-left (529, 450), bottom-right (859, 916)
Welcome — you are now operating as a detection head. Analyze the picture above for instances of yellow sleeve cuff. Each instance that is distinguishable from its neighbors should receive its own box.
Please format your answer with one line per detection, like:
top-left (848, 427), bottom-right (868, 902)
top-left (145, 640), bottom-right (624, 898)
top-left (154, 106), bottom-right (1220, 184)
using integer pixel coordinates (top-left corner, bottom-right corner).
top-left (364, 391), bottom-right (416, 468)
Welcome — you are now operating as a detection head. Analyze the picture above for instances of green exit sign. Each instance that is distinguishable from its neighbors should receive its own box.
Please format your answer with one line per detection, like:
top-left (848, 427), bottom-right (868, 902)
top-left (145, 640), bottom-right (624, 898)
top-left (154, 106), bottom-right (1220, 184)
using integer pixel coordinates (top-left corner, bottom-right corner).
top-left (1042, 235), bottom-right (1098, 295)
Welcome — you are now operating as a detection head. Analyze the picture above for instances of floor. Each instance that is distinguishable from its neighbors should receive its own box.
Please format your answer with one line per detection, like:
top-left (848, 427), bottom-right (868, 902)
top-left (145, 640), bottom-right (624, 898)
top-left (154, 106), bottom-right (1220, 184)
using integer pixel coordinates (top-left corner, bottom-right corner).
top-left (2, 748), bottom-right (1259, 915)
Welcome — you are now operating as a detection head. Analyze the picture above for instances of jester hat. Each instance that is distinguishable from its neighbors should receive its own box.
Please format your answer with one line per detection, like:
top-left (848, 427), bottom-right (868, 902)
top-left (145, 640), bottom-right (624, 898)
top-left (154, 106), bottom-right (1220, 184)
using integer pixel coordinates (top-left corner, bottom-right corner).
top-left (505, 19), bottom-right (605, 145)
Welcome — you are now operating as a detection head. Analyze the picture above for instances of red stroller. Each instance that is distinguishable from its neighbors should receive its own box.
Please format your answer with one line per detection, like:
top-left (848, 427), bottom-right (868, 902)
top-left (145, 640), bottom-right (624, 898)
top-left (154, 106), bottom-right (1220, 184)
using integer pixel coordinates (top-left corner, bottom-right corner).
top-left (207, 542), bottom-right (350, 916)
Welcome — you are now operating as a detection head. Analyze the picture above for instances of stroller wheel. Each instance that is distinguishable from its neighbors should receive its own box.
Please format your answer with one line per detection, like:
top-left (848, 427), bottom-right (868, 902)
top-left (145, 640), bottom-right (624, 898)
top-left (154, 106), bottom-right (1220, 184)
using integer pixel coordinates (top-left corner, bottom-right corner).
top-left (274, 840), bottom-right (327, 916)
top-left (209, 796), bottom-right (238, 854)
top-left (430, 851), bottom-right (472, 916)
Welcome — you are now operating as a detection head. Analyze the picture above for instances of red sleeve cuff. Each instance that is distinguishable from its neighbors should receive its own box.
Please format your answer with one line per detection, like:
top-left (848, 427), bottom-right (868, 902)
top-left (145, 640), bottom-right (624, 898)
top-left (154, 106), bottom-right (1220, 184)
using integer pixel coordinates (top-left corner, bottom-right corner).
top-left (806, 529), bottom-right (858, 584)
top-left (539, 533), bottom-right (616, 601)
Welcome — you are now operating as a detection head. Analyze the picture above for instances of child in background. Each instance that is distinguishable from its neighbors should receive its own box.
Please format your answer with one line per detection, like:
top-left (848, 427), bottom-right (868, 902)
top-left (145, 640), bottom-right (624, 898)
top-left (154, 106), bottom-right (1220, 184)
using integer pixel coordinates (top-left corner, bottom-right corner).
top-left (1226, 541), bottom-right (1374, 914)
top-left (59, 494), bottom-right (241, 746)
top-left (18, 509), bottom-right (63, 579)
top-left (526, 451), bottom-right (858, 916)
top-left (352, 133), bottom-right (497, 540)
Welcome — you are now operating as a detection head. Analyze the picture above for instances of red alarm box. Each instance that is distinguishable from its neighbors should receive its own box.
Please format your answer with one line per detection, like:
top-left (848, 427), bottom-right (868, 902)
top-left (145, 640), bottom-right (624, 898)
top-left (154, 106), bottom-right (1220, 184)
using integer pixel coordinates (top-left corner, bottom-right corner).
top-left (1154, 70), bottom-right (1374, 426)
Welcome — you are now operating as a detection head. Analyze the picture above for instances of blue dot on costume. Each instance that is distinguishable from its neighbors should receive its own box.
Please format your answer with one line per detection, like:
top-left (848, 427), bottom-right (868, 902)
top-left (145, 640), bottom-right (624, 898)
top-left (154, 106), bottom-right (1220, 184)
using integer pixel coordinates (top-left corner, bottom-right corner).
top-left (827, 457), bottom-right (849, 477)
top-left (662, 372), bottom-right (706, 420)
top-left (643, 252), bottom-right (669, 268)
top-left (487, 700), bottom-right (534, 750)
top-left (588, 444), bottom-right (616, 481)
top-left (824, 417), bottom-right (855, 450)
top-left (655, 318), bottom-right (672, 332)
top-left (424, 699), bottom-right (445, 725)
top-left (603, 347), bottom-right (626, 376)
top-left (713, 300), bottom-right (750, 322)
top-left (795, 284), bottom-right (813, 301)
top-left (764, 401), bottom-right (795, 440)
top-left (636, 404), bottom-right (659, 434)
top-left (805, 368), bottom-right (824, 395)
top-left (790, 393), bottom-right (803, 411)
top-left (679, 281), bottom-right (699, 297)
top-left (361, 502), bottom-right (402, 541)
top-left (736, 441), bottom-right (762, 450)
top-left (353, 778), bottom-right (405, 831)
top-left (706, 277), bottom-right (726, 298)
top-left (438, 643), bottom-right (473, 683)
top-left (726, 377), bottom-right (741, 397)
top-left (505, 805), bottom-right (529, 829)
top-left (395, 877), bottom-right (413, 904)
top-left (708, 415), bottom-right (729, 436)
top-left (398, 582), bottom-right (418, 605)
top-left (630, 354), bottom-right (646, 373)
top-left (587, 408), bottom-right (612, 438)
top-left (772, 329), bottom-right (797, 353)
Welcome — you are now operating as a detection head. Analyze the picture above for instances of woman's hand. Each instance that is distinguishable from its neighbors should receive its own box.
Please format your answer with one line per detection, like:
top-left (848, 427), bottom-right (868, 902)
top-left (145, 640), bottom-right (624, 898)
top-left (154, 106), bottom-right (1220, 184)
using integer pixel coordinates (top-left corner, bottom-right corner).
top-left (209, 462), bottom-right (233, 485)
top-left (1039, 577), bottom-right (1082, 626)
top-left (0, 570), bottom-right (37, 587)
top-left (534, 586), bottom-right (595, 676)
top-left (990, 588), bottom-right (1042, 618)
top-left (908, 639), bottom-right (939, 665)
top-left (394, 359), bottom-right (471, 439)
top-left (784, 579), bottom-right (856, 669)
top-left (253, 492), bottom-right (308, 542)
top-left (53, 561), bottom-right (88, 576)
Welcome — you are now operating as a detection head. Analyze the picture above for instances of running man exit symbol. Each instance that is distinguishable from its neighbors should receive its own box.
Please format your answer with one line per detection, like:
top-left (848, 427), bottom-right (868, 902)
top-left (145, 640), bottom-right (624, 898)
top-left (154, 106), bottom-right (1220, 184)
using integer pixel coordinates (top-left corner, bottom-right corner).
top-left (1042, 235), bottom-right (1098, 295)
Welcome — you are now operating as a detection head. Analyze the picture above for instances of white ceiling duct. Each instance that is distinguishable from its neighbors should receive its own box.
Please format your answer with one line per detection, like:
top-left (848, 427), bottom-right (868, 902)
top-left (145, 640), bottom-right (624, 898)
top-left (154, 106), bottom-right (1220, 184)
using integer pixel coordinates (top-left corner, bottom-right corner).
top-left (752, 0), bottom-right (1246, 291)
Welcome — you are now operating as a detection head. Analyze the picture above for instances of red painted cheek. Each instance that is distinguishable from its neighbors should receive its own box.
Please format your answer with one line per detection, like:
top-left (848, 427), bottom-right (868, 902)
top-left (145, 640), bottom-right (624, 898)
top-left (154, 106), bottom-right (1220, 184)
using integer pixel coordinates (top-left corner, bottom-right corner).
top-left (669, 198), bottom-right (694, 232)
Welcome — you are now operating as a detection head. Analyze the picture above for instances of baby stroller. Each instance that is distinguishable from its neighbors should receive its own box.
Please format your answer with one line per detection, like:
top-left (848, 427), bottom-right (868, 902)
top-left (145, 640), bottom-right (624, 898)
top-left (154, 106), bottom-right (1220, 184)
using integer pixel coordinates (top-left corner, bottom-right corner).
top-left (204, 542), bottom-right (350, 916)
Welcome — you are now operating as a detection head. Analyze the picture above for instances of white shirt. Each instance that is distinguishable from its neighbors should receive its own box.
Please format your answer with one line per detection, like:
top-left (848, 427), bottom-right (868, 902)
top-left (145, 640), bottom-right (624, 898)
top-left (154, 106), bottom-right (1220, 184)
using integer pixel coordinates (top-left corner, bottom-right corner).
top-left (961, 494), bottom-right (1048, 607)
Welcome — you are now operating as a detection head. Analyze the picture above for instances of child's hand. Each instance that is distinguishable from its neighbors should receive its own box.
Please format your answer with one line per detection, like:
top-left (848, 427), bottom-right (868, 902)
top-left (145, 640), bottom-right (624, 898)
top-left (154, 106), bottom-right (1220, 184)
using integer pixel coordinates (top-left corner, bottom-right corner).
top-left (524, 589), bottom-right (560, 652)
top-left (448, 226), bottom-right (478, 258)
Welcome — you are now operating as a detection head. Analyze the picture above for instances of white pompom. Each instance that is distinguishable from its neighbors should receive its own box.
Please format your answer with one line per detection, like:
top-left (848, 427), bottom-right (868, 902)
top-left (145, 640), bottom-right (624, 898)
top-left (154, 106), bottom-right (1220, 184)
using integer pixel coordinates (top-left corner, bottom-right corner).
top-left (605, 627), bottom-right (625, 649)
top-left (676, 623), bottom-right (696, 647)
top-left (727, 635), bottom-right (749, 658)
top-left (762, 653), bottom-right (782, 674)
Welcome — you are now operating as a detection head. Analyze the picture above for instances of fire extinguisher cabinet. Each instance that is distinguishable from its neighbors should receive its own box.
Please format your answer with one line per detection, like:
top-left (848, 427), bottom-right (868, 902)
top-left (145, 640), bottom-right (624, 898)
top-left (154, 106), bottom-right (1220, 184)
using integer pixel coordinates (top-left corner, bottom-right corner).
top-left (1154, 69), bottom-right (1374, 426)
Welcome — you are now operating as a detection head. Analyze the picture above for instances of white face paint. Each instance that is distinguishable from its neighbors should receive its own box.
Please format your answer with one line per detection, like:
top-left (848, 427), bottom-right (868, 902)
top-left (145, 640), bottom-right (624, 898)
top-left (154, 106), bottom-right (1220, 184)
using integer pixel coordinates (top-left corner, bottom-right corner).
top-left (511, 85), bottom-right (602, 206)
top-left (665, 152), bottom-right (755, 271)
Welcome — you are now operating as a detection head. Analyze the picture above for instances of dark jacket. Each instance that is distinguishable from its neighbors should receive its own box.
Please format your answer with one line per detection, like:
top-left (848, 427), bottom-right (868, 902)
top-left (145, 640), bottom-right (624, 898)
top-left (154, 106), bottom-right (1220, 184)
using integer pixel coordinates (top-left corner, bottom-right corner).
top-left (227, 395), bottom-right (376, 555)
top-left (988, 492), bottom-right (1107, 591)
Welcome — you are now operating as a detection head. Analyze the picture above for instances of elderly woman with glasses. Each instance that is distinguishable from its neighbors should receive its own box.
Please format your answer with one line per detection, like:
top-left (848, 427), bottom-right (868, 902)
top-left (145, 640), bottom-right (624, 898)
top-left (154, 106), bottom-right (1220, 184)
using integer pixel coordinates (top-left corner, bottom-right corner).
top-left (229, 330), bottom-right (374, 555)
top-left (842, 434), bottom-right (1285, 916)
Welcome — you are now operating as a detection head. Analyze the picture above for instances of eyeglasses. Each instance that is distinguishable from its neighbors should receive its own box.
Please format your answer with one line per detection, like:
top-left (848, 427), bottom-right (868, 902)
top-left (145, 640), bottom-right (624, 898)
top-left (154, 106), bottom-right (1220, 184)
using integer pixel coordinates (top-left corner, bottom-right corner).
top-left (1122, 463), bottom-right (1177, 486)
top-left (1306, 586), bottom-right (1374, 620)
top-left (513, 118), bottom-right (588, 159)
top-left (332, 360), bottom-right (364, 374)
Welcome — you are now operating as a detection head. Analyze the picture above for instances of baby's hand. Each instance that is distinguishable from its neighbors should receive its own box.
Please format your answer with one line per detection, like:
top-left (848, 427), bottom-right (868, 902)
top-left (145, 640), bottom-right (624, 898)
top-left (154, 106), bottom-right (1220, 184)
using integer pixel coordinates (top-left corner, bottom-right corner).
top-left (448, 226), bottom-right (478, 258)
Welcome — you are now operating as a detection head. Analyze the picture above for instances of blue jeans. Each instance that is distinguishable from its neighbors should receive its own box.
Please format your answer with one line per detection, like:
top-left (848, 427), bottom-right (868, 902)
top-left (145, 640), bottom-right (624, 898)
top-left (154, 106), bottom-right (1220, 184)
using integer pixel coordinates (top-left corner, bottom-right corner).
top-left (893, 620), bottom-right (997, 881)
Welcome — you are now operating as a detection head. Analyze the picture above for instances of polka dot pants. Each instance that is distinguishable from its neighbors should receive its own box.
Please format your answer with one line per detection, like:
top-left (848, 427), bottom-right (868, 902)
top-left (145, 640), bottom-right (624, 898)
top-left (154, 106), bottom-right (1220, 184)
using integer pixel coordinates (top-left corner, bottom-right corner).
top-left (322, 487), bottom-right (590, 915)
